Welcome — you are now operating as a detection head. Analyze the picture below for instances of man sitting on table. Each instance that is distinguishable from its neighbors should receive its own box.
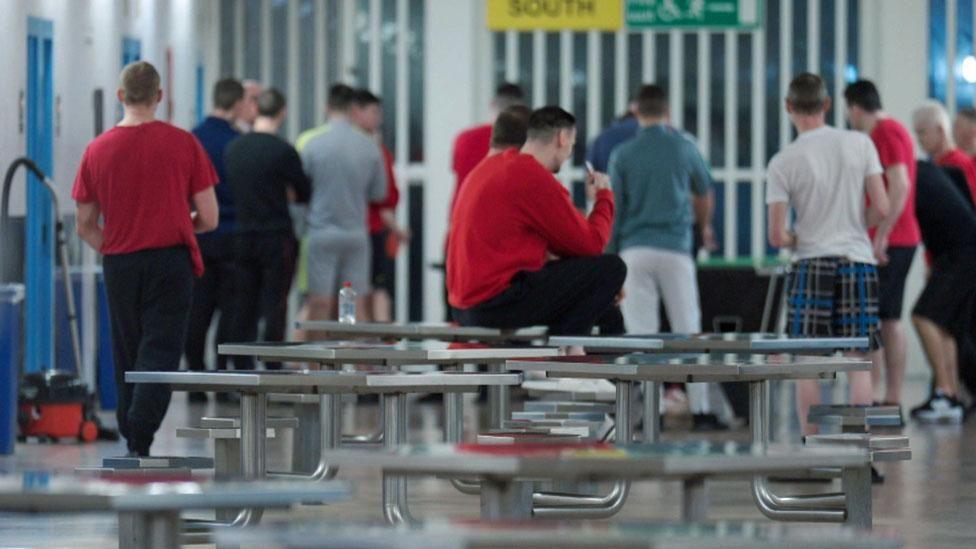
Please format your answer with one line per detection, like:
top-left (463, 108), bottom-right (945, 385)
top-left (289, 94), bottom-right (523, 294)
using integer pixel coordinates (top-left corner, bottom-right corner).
top-left (448, 106), bottom-right (625, 336)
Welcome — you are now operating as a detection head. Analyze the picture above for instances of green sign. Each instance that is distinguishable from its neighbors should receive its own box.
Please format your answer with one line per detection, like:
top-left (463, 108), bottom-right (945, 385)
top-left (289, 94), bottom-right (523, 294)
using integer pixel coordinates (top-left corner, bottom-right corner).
top-left (626, 0), bottom-right (762, 29)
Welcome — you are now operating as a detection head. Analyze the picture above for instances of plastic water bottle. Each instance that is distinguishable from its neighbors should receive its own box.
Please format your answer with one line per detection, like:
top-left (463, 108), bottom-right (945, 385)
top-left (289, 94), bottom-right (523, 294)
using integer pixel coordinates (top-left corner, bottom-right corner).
top-left (338, 282), bottom-right (357, 324)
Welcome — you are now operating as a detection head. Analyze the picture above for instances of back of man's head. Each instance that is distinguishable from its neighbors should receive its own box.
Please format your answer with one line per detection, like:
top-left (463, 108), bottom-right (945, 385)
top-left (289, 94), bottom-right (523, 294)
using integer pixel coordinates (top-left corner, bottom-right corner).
top-left (493, 82), bottom-right (525, 111)
top-left (120, 61), bottom-right (161, 107)
top-left (213, 78), bottom-right (244, 111)
top-left (843, 80), bottom-right (882, 113)
top-left (526, 106), bottom-right (576, 143)
top-left (327, 84), bottom-right (355, 113)
top-left (634, 85), bottom-right (668, 119)
top-left (787, 73), bottom-right (829, 115)
top-left (352, 88), bottom-right (381, 108)
top-left (257, 88), bottom-right (287, 118)
top-left (490, 105), bottom-right (532, 150)
top-left (958, 107), bottom-right (976, 124)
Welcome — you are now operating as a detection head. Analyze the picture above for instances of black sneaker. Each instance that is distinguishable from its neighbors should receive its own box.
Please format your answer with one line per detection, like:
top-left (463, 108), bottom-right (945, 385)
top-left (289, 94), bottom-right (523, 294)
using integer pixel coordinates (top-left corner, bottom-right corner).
top-left (188, 391), bottom-right (208, 404)
top-left (910, 390), bottom-right (964, 424)
top-left (691, 413), bottom-right (729, 432)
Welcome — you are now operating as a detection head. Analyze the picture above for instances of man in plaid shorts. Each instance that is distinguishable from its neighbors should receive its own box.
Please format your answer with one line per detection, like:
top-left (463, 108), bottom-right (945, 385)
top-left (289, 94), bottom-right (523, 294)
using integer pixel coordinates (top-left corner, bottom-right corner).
top-left (766, 73), bottom-right (892, 435)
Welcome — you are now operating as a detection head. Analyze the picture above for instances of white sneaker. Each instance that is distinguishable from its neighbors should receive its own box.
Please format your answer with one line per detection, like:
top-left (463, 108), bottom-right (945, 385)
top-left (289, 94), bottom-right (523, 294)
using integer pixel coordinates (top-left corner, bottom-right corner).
top-left (913, 392), bottom-right (964, 424)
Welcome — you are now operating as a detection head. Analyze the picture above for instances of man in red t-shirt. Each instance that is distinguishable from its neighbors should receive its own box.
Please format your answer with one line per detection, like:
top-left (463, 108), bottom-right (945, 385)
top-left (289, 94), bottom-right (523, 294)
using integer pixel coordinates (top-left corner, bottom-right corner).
top-left (449, 83), bottom-right (526, 214)
top-left (952, 107), bottom-right (976, 163)
top-left (844, 81), bottom-right (920, 410)
top-left (913, 100), bottom-right (976, 208)
top-left (448, 106), bottom-right (625, 336)
top-left (350, 89), bottom-right (409, 322)
top-left (72, 61), bottom-right (218, 457)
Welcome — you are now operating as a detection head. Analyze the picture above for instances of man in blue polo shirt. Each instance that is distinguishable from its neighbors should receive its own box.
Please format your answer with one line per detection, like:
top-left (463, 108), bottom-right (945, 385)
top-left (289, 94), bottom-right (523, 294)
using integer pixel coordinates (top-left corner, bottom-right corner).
top-left (609, 84), bottom-right (722, 430)
top-left (185, 78), bottom-right (245, 402)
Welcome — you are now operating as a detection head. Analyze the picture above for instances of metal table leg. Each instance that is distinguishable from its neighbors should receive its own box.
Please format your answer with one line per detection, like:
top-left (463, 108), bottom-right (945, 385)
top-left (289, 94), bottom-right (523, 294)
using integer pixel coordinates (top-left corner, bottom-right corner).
top-left (748, 381), bottom-right (846, 522)
top-left (445, 391), bottom-right (481, 495)
top-left (643, 381), bottom-right (660, 442)
top-left (290, 399), bottom-right (321, 473)
top-left (681, 477), bottom-right (709, 521)
top-left (270, 394), bottom-right (339, 481)
top-left (842, 464), bottom-right (873, 529)
top-left (481, 478), bottom-right (534, 520)
top-left (487, 363), bottom-right (510, 429)
top-left (532, 380), bottom-right (632, 519)
top-left (118, 510), bottom-right (180, 549)
top-left (382, 392), bottom-right (413, 524)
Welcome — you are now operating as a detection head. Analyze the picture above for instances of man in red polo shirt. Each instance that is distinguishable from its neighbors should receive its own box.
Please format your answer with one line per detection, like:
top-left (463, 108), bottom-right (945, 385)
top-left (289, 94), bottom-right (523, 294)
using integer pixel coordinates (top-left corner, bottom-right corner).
top-left (73, 61), bottom-right (218, 457)
top-left (844, 80), bottom-right (920, 412)
top-left (448, 106), bottom-right (625, 335)
top-left (913, 100), bottom-right (976, 208)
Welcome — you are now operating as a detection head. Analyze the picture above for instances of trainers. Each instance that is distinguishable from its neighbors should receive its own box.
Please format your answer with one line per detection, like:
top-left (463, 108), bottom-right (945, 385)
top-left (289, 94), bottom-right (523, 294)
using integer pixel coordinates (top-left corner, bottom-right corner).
top-left (910, 391), bottom-right (964, 424)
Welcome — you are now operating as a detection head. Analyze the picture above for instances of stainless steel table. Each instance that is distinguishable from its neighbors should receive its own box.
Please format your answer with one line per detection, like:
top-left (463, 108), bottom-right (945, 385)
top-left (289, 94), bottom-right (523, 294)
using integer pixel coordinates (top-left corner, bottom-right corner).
top-left (216, 519), bottom-right (902, 548)
top-left (548, 334), bottom-right (869, 354)
top-left (295, 321), bottom-right (548, 343)
top-left (505, 353), bottom-right (873, 525)
top-left (319, 441), bottom-right (870, 526)
top-left (126, 369), bottom-right (521, 523)
top-left (547, 334), bottom-right (869, 443)
top-left (218, 341), bottom-right (559, 446)
top-left (0, 472), bottom-right (349, 549)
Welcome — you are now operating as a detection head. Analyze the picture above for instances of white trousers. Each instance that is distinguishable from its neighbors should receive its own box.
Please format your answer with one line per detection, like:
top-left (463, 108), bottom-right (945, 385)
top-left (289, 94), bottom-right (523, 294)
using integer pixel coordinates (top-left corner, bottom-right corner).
top-left (620, 246), bottom-right (717, 415)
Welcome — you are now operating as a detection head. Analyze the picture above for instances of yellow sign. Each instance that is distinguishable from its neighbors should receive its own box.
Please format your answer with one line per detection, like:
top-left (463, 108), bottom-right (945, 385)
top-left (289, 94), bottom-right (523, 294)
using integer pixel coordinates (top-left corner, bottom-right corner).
top-left (487, 0), bottom-right (623, 31)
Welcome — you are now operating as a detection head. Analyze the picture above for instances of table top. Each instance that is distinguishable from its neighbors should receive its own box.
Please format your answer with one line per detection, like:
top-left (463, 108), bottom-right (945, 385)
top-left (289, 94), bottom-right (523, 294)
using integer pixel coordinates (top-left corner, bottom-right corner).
top-left (505, 354), bottom-right (870, 383)
top-left (548, 333), bottom-right (869, 353)
top-left (218, 340), bottom-right (558, 364)
top-left (126, 370), bottom-right (522, 394)
top-left (295, 321), bottom-right (548, 342)
top-left (0, 473), bottom-right (349, 512)
top-left (215, 519), bottom-right (901, 549)
top-left (320, 441), bottom-right (867, 480)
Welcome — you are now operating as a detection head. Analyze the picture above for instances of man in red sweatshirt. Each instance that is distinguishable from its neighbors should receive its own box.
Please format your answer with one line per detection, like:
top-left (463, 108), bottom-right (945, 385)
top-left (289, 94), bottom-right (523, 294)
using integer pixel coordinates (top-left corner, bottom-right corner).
top-left (448, 106), bottom-right (625, 335)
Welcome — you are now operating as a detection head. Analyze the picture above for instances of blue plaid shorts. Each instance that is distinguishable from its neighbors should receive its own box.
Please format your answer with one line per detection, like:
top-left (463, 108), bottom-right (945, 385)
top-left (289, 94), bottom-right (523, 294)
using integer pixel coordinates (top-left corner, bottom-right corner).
top-left (786, 257), bottom-right (882, 351)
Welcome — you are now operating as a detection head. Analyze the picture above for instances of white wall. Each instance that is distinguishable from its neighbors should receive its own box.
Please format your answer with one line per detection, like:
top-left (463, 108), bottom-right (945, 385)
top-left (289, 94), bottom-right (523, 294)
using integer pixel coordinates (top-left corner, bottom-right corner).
top-left (0, 0), bottom-right (211, 217)
top-left (859, 0), bottom-right (931, 380)
top-left (423, 0), bottom-right (486, 321)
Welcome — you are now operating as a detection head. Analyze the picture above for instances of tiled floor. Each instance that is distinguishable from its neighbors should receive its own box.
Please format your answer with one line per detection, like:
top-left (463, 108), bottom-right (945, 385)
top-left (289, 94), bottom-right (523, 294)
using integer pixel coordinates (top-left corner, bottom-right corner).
top-left (0, 378), bottom-right (972, 548)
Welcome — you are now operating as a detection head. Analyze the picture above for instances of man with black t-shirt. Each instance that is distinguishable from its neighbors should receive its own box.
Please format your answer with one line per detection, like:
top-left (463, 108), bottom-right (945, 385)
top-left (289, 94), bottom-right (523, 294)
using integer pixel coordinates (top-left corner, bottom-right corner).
top-left (224, 89), bottom-right (311, 370)
top-left (909, 161), bottom-right (976, 423)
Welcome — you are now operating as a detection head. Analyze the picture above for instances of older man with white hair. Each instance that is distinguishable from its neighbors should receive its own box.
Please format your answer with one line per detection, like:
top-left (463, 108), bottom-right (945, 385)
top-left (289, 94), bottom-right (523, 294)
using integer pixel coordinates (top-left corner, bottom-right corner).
top-left (913, 100), bottom-right (976, 206)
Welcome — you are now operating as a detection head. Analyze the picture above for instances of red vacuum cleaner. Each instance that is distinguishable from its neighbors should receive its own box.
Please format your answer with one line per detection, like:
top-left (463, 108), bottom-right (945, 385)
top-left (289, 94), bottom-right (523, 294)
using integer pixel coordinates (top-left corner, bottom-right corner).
top-left (1, 157), bottom-right (115, 444)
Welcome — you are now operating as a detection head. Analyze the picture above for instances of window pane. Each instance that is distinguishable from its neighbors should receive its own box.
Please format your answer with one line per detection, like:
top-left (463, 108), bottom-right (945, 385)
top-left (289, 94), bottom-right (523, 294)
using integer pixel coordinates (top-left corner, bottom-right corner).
top-left (765, 0), bottom-right (780, 162)
top-left (737, 33), bottom-right (751, 168)
top-left (709, 33), bottom-right (724, 168)
top-left (572, 32), bottom-right (588, 166)
top-left (627, 32), bottom-right (643, 94)
top-left (793, 0), bottom-right (808, 74)
top-left (600, 32), bottom-right (616, 127)
top-left (219, 0), bottom-right (235, 77)
top-left (298, 0), bottom-right (316, 132)
top-left (848, 0), bottom-right (860, 81)
top-left (683, 33), bottom-right (698, 136)
top-left (655, 33), bottom-right (669, 88)
top-left (271, 0), bottom-right (288, 136)
top-left (545, 32), bottom-right (561, 106)
top-left (958, 0), bottom-right (973, 110)
top-left (493, 33), bottom-right (506, 88)
top-left (820, 0), bottom-right (836, 123)
top-left (326, 0), bottom-right (341, 87)
top-left (408, 0), bottom-right (424, 162)
top-left (243, 0), bottom-right (262, 80)
top-left (381, 0), bottom-right (397, 154)
top-left (355, 0), bottom-right (370, 86)
top-left (518, 32), bottom-right (534, 102)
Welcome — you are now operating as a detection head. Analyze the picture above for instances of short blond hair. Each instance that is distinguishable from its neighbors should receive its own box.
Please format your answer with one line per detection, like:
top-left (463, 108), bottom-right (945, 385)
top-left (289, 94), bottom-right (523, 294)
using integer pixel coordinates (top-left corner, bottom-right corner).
top-left (119, 61), bottom-right (161, 106)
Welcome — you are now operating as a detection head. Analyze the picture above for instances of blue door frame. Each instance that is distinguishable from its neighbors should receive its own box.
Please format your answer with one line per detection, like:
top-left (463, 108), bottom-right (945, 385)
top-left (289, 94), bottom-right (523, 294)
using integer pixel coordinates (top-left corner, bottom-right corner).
top-left (25, 17), bottom-right (55, 374)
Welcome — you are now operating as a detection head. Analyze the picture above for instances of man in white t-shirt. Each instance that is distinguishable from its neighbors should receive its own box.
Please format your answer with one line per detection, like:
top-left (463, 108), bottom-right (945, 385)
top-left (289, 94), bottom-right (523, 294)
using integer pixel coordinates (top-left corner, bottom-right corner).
top-left (766, 73), bottom-right (892, 435)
